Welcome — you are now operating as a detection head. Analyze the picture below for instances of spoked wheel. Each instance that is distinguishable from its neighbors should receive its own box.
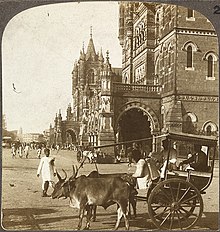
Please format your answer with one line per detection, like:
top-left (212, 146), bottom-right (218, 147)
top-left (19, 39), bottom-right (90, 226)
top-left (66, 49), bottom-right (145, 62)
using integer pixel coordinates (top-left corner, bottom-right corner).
top-left (148, 178), bottom-right (203, 230)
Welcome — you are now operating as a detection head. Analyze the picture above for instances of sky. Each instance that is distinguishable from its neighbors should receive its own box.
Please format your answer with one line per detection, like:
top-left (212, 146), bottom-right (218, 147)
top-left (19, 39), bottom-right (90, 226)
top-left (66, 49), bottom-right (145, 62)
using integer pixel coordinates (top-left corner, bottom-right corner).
top-left (2, 2), bottom-right (122, 134)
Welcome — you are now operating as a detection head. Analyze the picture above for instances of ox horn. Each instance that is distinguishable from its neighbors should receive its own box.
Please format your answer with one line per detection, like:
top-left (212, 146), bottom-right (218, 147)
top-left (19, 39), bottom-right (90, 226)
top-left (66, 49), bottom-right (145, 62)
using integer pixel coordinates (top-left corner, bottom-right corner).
top-left (62, 169), bottom-right (67, 180)
top-left (72, 165), bottom-right (76, 177)
top-left (56, 170), bottom-right (62, 181)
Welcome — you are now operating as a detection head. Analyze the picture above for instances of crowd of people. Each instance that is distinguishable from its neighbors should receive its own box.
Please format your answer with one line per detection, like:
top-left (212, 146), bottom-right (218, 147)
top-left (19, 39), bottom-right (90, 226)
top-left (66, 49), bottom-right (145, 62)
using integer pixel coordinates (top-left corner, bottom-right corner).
top-left (11, 142), bottom-right (32, 159)
top-left (10, 142), bottom-right (79, 159)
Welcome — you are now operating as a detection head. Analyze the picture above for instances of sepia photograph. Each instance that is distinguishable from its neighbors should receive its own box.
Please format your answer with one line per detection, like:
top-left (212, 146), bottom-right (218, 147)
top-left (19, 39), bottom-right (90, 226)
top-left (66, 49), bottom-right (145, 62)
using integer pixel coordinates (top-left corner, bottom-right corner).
top-left (1, 1), bottom-right (219, 231)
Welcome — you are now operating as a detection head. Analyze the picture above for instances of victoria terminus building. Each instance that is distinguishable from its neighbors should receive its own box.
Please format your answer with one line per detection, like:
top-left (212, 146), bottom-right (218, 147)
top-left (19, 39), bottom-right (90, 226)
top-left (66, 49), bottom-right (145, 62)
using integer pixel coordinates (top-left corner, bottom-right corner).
top-left (49, 2), bottom-right (218, 155)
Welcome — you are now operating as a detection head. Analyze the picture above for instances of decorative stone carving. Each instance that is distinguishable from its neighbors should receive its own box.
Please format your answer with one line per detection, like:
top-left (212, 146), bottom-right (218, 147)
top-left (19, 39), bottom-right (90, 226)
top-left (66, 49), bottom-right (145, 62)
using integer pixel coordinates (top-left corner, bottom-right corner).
top-left (177, 95), bottom-right (218, 102)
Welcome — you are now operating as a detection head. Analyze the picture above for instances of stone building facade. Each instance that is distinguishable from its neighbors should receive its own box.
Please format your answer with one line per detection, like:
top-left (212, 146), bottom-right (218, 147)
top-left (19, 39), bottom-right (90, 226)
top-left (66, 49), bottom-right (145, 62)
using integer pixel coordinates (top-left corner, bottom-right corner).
top-left (50, 3), bottom-right (218, 155)
top-left (50, 33), bottom-right (121, 154)
top-left (114, 2), bottom-right (218, 152)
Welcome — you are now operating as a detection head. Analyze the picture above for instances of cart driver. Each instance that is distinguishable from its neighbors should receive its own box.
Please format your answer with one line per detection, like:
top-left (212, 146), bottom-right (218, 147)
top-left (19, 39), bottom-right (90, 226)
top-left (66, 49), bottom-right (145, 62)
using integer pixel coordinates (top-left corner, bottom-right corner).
top-left (132, 143), bottom-right (161, 181)
top-left (179, 144), bottom-right (209, 172)
top-left (160, 139), bottom-right (178, 178)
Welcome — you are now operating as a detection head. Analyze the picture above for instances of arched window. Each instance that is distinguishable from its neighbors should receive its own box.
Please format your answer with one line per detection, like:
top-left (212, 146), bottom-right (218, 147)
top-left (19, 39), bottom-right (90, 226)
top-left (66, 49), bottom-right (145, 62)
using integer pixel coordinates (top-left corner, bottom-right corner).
top-left (206, 125), bottom-right (212, 136)
top-left (87, 69), bottom-right (95, 84)
top-left (155, 11), bottom-right (160, 38)
top-left (187, 45), bottom-right (193, 68)
top-left (183, 116), bottom-right (194, 133)
top-left (168, 7), bottom-right (172, 22)
top-left (202, 121), bottom-right (218, 136)
top-left (207, 55), bottom-right (214, 77)
top-left (203, 52), bottom-right (218, 80)
top-left (123, 73), bottom-right (129, 84)
top-left (182, 41), bottom-right (199, 70)
top-left (183, 112), bottom-right (197, 134)
top-left (135, 29), bottom-right (139, 47)
top-left (167, 43), bottom-right (173, 68)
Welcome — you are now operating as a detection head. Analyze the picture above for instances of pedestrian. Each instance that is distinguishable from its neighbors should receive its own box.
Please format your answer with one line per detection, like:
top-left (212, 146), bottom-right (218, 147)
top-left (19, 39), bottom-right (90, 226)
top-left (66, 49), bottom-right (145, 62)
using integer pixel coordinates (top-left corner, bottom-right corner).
top-left (24, 144), bottom-right (30, 158)
top-left (37, 145), bottom-right (41, 159)
top-left (11, 144), bottom-right (16, 158)
top-left (18, 144), bottom-right (23, 158)
top-left (37, 147), bottom-right (56, 197)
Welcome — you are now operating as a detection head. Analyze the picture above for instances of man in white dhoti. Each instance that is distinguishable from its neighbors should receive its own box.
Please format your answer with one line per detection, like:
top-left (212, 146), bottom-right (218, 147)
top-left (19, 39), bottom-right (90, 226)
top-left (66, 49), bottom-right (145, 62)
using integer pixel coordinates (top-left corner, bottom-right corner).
top-left (37, 148), bottom-right (56, 197)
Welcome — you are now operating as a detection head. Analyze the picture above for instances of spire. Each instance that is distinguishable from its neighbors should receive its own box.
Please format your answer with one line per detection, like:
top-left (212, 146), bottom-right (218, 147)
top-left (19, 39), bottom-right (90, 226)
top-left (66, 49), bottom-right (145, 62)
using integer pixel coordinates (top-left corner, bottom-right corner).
top-left (86, 27), bottom-right (97, 60)
top-left (103, 50), bottom-right (112, 74)
top-left (90, 26), bottom-right (93, 38)
top-left (82, 41), bottom-right (85, 53)
top-left (106, 50), bottom-right (110, 63)
top-left (58, 109), bottom-right (62, 119)
top-left (54, 113), bottom-right (58, 127)
top-left (98, 47), bottom-right (104, 62)
top-left (67, 104), bottom-right (72, 120)
top-left (79, 41), bottom-right (86, 60)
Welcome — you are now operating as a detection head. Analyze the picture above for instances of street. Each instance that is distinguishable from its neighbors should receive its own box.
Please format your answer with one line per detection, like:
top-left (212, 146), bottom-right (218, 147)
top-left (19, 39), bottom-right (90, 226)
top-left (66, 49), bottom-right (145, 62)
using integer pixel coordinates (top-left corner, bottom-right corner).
top-left (1, 148), bottom-right (219, 231)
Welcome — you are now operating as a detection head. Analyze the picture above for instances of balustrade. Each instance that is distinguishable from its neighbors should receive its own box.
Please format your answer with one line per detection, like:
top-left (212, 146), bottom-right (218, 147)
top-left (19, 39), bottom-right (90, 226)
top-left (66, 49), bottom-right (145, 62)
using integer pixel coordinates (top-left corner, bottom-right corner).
top-left (112, 82), bottom-right (161, 95)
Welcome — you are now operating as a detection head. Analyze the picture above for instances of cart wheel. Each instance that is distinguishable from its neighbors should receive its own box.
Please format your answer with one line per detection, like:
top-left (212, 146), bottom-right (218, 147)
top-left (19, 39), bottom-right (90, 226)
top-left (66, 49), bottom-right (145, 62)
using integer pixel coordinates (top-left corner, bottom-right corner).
top-left (148, 178), bottom-right (203, 230)
top-left (77, 150), bottom-right (82, 163)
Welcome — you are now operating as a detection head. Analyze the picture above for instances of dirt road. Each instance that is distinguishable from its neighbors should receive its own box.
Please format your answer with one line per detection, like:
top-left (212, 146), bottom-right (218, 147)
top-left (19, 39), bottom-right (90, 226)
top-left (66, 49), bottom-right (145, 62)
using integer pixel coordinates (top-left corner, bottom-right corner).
top-left (1, 148), bottom-right (219, 230)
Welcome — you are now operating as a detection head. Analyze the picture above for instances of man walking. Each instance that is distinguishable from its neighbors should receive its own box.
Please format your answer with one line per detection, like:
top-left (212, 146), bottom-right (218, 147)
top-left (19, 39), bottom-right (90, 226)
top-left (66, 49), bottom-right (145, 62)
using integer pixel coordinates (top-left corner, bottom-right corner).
top-left (37, 148), bottom-right (56, 197)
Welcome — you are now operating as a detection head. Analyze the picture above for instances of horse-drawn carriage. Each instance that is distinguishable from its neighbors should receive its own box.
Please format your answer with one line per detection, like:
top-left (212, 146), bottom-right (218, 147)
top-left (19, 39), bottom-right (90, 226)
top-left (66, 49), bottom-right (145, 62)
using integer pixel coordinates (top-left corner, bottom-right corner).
top-left (93, 132), bottom-right (218, 230)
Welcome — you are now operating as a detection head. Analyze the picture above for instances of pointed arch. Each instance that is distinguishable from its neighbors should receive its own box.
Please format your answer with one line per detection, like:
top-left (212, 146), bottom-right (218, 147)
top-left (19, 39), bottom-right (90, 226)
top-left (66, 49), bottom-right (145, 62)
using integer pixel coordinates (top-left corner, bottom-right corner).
top-left (115, 101), bottom-right (160, 134)
top-left (87, 68), bottom-right (95, 84)
top-left (203, 51), bottom-right (218, 80)
top-left (182, 41), bottom-right (199, 70)
top-left (202, 121), bottom-right (218, 136)
top-left (66, 128), bottom-right (78, 144)
top-left (182, 112), bottom-right (197, 134)
top-left (203, 51), bottom-right (218, 61)
top-left (182, 41), bottom-right (200, 52)
top-left (187, 45), bottom-right (193, 68)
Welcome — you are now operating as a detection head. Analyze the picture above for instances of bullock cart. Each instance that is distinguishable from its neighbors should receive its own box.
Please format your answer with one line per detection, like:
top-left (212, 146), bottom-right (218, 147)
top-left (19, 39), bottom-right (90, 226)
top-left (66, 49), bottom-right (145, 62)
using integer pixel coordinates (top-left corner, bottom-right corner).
top-left (94, 132), bottom-right (218, 230)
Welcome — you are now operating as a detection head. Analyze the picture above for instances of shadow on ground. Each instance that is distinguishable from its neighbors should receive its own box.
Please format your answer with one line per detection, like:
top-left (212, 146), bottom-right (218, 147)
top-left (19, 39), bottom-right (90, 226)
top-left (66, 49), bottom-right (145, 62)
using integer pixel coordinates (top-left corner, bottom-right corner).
top-left (199, 212), bottom-right (219, 230)
top-left (2, 207), bottom-right (77, 230)
top-left (100, 213), bottom-right (155, 230)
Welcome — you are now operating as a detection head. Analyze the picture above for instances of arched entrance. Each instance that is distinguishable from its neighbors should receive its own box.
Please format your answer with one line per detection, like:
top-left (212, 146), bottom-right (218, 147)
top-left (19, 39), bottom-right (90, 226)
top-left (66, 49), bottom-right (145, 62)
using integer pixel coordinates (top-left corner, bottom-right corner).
top-left (115, 102), bottom-right (160, 153)
top-left (118, 108), bottom-right (151, 140)
top-left (66, 129), bottom-right (77, 145)
top-left (117, 108), bottom-right (153, 152)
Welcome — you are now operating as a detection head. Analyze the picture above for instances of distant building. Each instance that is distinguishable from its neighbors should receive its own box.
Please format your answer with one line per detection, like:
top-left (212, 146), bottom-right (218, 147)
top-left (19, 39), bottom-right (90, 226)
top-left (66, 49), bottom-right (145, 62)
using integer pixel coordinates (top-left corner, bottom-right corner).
top-left (17, 127), bottom-right (23, 142)
top-left (50, 31), bottom-right (121, 154)
top-left (22, 133), bottom-right (44, 144)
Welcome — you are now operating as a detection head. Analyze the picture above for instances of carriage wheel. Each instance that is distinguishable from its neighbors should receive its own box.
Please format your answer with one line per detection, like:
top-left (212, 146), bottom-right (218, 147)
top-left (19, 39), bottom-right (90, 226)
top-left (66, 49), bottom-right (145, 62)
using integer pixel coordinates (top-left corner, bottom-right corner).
top-left (77, 150), bottom-right (82, 163)
top-left (148, 178), bottom-right (203, 230)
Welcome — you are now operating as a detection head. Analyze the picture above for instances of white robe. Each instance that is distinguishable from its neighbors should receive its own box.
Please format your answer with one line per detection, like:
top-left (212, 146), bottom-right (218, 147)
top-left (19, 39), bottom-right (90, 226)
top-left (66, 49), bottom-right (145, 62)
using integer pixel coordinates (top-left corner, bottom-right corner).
top-left (37, 156), bottom-right (55, 184)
